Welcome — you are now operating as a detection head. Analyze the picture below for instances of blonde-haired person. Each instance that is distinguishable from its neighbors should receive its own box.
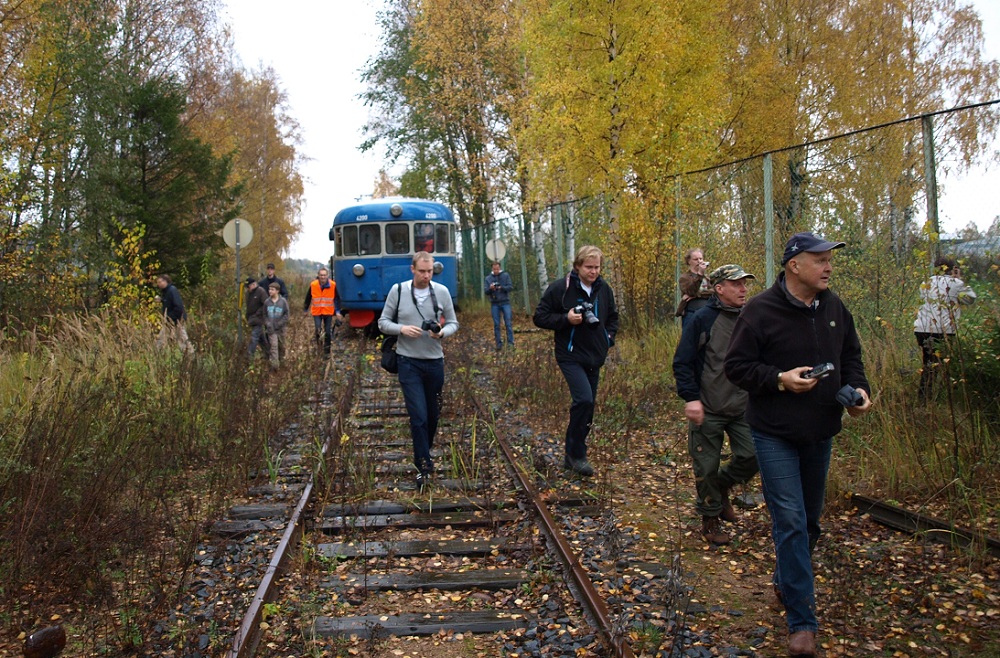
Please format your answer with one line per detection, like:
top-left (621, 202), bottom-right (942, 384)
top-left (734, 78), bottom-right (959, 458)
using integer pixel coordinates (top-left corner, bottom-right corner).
top-left (533, 245), bottom-right (619, 477)
top-left (676, 248), bottom-right (712, 328)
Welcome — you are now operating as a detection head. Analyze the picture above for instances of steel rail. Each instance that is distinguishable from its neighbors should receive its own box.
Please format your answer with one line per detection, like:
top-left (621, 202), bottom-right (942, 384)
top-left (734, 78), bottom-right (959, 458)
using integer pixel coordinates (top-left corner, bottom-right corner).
top-left (227, 352), bottom-right (362, 658)
top-left (852, 494), bottom-right (1000, 559)
top-left (488, 421), bottom-right (636, 658)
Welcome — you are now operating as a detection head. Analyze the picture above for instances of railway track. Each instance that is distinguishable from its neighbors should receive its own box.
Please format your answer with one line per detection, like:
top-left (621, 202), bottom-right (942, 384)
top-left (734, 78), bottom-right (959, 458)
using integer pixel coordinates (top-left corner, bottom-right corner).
top-left (222, 336), bottom-right (640, 658)
top-left (160, 330), bottom-right (998, 658)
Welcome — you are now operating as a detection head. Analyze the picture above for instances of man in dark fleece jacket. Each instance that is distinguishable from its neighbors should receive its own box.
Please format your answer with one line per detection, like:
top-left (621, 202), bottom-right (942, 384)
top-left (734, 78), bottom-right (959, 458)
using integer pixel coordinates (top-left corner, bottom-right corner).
top-left (725, 232), bottom-right (871, 658)
top-left (533, 245), bottom-right (619, 477)
top-left (672, 264), bottom-right (759, 547)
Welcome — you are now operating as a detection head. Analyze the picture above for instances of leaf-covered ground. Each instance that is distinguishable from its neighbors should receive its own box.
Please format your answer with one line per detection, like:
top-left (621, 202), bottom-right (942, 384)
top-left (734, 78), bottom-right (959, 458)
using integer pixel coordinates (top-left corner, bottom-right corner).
top-left (3, 314), bottom-right (997, 657)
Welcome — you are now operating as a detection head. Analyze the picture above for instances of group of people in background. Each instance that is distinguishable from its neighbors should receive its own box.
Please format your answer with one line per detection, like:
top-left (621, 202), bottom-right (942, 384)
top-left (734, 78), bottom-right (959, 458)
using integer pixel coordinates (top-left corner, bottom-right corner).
top-left (155, 260), bottom-right (338, 371)
top-left (244, 264), bottom-right (291, 370)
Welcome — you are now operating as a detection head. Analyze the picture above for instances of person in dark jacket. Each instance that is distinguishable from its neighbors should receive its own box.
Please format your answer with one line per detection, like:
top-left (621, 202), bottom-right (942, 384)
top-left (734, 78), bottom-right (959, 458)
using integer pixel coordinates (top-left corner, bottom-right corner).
top-left (257, 263), bottom-right (288, 299)
top-left (672, 264), bottom-right (759, 546)
top-left (675, 248), bottom-right (712, 328)
top-left (725, 232), bottom-right (872, 657)
top-left (264, 282), bottom-right (290, 369)
top-left (533, 245), bottom-right (619, 477)
top-left (485, 261), bottom-right (515, 350)
top-left (245, 277), bottom-right (269, 358)
top-left (155, 274), bottom-right (193, 353)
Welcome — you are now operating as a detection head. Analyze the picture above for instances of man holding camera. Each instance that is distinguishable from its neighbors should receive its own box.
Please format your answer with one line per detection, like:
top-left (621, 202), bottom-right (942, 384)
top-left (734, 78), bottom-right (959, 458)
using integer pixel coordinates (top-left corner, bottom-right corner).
top-left (533, 245), bottom-right (619, 477)
top-left (672, 264), bottom-right (759, 547)
top-left (378, 252), bottom-right (459, 490)
top-left (485, 261), bottom-right (515, 350)
top-left (725, 232), bottom-right (871, 657)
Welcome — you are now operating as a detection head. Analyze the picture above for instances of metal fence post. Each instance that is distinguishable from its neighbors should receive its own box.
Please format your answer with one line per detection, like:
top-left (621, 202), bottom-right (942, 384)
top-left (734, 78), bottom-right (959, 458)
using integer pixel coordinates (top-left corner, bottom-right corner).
top-left (922, 115), bottom-right (940, 266)
top-left (674, 178), bottom-right (682, 319)
top-left (764, 153), bottom-right (775, 286)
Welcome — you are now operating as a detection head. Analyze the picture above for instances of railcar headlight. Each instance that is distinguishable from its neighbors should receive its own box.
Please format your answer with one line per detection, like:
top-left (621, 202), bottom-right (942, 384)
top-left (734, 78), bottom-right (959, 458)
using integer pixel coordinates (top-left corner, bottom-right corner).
top-left (390, 203), bottom-right (403, 218)
top-left (352, 263), bottom-right (365, 277)
top-left (433, 261), bottom-right (444, 275)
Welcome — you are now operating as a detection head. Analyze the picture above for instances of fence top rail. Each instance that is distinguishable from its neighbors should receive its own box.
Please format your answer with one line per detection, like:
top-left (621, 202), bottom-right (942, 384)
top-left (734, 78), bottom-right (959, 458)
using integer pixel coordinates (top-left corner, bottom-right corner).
top-left (679, 99), bottom-right (1000, 178)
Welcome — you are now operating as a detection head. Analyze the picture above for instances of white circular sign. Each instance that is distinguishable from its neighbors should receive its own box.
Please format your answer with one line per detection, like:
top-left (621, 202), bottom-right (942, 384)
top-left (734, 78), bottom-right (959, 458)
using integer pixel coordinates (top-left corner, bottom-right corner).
top-left (223, 218), bottom-right (253, 249)
top-left (485, 238), bottom-right (506, 261)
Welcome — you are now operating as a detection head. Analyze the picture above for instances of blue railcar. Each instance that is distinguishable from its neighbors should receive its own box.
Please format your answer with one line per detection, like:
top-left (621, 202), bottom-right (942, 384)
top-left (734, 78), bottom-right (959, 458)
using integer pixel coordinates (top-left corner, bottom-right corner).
top-left (330, 198), bottom-right (459, 328)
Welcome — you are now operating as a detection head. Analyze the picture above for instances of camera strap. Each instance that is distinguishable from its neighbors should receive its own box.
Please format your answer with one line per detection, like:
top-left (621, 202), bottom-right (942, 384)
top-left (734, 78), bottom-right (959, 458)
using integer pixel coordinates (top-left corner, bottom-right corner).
top-left (410, 282), bottom-right (441, 323)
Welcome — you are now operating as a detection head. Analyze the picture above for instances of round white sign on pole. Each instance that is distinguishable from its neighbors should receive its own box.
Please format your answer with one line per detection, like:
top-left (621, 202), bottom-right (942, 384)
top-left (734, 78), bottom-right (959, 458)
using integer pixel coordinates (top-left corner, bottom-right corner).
top-left (485, 238), bottom-right (506, 261)
top-left (223, 218), bottom-right (253, 249)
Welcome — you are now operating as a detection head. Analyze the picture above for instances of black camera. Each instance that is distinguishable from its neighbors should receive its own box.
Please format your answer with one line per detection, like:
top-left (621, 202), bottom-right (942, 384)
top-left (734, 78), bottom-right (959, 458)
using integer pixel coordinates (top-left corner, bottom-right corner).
top-left (573, 302), bottom-right (600, 325)
top-left (836, 385), bottom-right (864, 407)
top-left (803, 362), bottom-right (835, 379)
top-left (421, 319), bottom-right (442, 333)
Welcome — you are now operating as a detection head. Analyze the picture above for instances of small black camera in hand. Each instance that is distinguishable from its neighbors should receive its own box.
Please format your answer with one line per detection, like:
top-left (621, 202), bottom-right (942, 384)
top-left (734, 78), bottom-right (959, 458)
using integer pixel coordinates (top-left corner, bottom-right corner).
top-left (802, 362), bottom-right (834, 379)
top-left (836, 384), bottom-right (864, 407)
top-left (421, 319), bottom-right (442, 333)
top-left (573, 302), bottom-right (600, 325)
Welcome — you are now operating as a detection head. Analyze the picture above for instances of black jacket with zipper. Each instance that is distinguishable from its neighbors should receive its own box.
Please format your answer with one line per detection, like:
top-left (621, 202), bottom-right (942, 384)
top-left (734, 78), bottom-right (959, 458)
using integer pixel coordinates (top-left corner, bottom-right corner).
top-left (724, 273), bottom-right (870, 443)
top-left (533, 270), bottom-right (619, 368)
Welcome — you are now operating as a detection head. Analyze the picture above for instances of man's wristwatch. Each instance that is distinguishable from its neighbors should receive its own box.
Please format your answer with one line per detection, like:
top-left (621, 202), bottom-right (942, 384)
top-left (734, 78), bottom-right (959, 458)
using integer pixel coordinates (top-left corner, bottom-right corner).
top-left (777, 371), bottom-right (786, 392)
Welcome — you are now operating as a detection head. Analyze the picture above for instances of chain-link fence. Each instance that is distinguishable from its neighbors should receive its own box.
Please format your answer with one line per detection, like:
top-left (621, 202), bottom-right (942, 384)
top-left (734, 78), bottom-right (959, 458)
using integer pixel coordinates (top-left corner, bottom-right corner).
top-left (460, 102), bottom-right (999, 338)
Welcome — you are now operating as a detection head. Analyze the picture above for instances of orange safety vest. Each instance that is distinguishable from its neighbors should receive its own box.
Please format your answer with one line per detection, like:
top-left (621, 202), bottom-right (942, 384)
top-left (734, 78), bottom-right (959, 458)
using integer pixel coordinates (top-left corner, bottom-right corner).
top-left (309, 280), bottom-right (337, 316)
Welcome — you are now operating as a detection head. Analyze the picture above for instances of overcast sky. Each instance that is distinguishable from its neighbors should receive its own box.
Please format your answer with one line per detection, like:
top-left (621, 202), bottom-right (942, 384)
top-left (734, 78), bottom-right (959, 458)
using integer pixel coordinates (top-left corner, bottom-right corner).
top-left (222, 0), bottom-right (1000, 263)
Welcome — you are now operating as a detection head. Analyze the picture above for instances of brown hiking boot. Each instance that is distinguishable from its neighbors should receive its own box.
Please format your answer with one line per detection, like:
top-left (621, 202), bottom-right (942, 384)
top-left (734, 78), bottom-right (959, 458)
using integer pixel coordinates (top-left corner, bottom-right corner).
top-left (701, 516), bottom-right (730, 545)
top-left (788, 630), bottom-right (816, 656)
top-left (720, 487), bottom-right (737, 522)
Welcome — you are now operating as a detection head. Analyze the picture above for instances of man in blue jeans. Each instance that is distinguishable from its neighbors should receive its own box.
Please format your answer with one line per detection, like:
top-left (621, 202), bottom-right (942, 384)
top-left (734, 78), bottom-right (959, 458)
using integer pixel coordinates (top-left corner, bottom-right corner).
top-left (378, 252), bottom-right (460, 490)
top-left (725, 232), bottom-right (871, 657)
top-left (485, 261), bottom-right (514, 350)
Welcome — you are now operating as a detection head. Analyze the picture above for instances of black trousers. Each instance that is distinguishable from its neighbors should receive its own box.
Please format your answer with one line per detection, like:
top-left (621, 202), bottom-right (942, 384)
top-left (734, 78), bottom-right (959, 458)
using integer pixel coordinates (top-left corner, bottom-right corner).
top-left (915, 331), bottom-right (950, 398)
top-left (557, 360), bottom-right (601, 460)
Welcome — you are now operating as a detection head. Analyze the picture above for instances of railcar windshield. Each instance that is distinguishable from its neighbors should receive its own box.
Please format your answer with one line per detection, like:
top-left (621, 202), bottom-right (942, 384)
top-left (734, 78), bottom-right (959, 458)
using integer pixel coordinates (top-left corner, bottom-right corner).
top-left (337, 224), bottom-right (382, 256)
top-left (386, 224), bottom-right (410, 254)
top-left (359, 224), bottom-right (380, 255)
top-left (435, 223), bottom-right (453, 253)
top-left (414, 223), bottom-right (435, 253)
top-left (333, 218), bottom-right (456, 256)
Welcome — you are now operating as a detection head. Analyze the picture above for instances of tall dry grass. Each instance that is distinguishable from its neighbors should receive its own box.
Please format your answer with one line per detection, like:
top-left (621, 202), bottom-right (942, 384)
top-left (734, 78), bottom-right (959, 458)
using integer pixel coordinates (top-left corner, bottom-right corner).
top-left (0, 300), bottom-right (318, 611)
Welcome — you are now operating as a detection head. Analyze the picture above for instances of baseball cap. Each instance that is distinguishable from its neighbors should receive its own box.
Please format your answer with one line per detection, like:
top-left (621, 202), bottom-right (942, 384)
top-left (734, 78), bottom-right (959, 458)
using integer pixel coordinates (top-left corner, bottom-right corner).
top-left (245, 277), bottom-right (256, 286)
top-left (781, 232), bottom-right (846, 265)
top-left (266, 263), bottom-right (275, 269)
top-left (709, 264), bottom-right (756, 286)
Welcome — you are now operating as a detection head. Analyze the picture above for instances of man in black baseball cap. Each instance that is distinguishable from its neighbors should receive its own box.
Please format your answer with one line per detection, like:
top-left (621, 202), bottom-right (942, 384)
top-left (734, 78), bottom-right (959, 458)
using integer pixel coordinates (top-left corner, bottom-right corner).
top-left (725, 230), bottom-right (870, 656)
top-left (781, 231), bottom-right (845, 266)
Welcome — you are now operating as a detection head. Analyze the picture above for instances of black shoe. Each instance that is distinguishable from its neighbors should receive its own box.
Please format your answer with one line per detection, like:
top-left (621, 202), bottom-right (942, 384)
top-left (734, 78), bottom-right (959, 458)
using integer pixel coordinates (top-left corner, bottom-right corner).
top-left (416, 471), bottom-right (429, 490)
top-left (564, 457), bottom-right (594, 477)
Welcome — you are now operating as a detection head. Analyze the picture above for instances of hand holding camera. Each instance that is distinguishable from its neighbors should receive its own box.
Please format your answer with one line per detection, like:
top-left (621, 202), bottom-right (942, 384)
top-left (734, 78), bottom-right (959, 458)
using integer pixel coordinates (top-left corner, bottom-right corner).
top-left (836, 384), bottom-right (864, 407)
top-left (572, 302), bottom-right (600, 326)
top-left (421, 318), bottom-right (442, 334)
top-left (802, 362), bottom-right (834, 379)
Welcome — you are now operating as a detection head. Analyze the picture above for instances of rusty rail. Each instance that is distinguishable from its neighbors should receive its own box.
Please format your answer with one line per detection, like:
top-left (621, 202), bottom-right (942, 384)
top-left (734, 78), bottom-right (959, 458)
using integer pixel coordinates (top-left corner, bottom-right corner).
top-left (227, 352), bottom-right (362, 658)
top-left (490, 425), bottom-right (636, 658)
top-left (852, 494), bottom-right (1000, 559)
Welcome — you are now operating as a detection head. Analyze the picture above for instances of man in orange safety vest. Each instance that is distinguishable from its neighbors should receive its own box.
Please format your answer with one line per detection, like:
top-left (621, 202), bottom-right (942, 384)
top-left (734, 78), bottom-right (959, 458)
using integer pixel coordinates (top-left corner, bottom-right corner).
top-left (303, 267), bottom-right (343, 354)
